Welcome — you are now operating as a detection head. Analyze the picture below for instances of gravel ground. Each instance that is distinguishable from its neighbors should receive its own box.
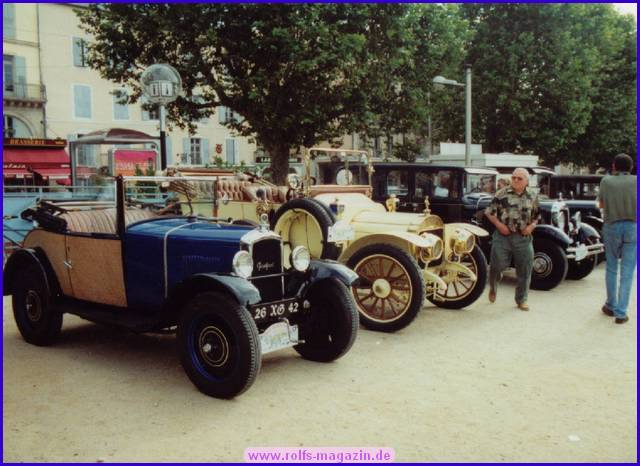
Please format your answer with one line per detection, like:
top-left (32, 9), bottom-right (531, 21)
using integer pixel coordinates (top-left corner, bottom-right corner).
top-left (3, 264), bottom-right (637, 462)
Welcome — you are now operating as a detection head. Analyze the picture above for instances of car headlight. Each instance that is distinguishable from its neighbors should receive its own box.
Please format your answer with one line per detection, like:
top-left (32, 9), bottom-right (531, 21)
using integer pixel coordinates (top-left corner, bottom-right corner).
top-left (557, 211), bottom-right (566, 232)
top-left (419, 232), bottom-right (444, 262)
top-left (290, 246), bottom-right (311, 272)
top-left (451, 228), bottom-right (475, 255)
top-left (572, 211), bottom-right (581, 230)
top-left (232, 250), bottom-right (253, 278)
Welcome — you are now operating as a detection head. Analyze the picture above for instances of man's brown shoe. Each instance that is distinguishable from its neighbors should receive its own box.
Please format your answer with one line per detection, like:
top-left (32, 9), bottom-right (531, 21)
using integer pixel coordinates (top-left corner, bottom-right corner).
top-left (517, 302), bottom-right (530, 311)
top-left (489, 289), bottom-right (496, 303)
top-left (602, 305), bottom-right (614, 317)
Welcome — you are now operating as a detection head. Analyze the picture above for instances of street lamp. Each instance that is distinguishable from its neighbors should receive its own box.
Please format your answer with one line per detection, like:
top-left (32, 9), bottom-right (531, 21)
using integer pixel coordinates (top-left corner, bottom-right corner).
top-left (432, 65), bottom-right (472, 166)
top-left (140, 64), bottom-right (182, 170)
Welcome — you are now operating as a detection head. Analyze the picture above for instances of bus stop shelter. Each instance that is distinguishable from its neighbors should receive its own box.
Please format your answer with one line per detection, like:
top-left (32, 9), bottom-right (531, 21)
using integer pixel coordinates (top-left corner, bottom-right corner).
top-left (70, 128), bottom-right (160, 186)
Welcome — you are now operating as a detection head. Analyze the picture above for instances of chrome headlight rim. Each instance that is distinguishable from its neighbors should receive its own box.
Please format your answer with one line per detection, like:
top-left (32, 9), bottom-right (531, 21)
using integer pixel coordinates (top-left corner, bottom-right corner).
top-left (232, 250), bottom-right (253, 279)
top-left (451, 229), bottom-right (475, 255)
top-left (419, 232), bottom-right (444, 262)
top-left (290, 245), bottom-right (311, 272)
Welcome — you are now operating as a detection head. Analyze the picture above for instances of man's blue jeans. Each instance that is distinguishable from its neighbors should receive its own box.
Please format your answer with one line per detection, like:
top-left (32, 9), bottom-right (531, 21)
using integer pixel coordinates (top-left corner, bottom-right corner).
top-left (603, 221), bottom-right (637, 318)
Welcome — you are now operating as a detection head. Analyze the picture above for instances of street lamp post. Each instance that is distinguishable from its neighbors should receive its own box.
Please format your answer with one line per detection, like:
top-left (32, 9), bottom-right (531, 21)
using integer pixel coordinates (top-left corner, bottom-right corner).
top-left (432, 64), bottom-right (472, 166)
top-left (140, 64), bottom-right (182, 170)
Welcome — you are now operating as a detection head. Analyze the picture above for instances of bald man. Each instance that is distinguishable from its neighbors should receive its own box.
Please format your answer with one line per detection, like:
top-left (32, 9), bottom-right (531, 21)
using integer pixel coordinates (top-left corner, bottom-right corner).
top-left (484, 168), bottom-right (540, 310)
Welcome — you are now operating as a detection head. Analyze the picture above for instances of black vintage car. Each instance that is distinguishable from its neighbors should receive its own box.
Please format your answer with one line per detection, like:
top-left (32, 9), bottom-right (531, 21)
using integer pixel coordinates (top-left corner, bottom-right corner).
top-left (536, 171), bottom-right (604, 235)
top-left (364, 162), bottom-right (604, 290)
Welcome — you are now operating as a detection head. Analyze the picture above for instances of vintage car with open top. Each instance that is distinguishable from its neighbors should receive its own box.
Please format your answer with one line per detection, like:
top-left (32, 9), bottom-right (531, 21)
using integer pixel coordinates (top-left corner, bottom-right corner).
top-left (3, 176), bottom-right (359, 399)
top-left (175, 149), bottom-right (490, 333)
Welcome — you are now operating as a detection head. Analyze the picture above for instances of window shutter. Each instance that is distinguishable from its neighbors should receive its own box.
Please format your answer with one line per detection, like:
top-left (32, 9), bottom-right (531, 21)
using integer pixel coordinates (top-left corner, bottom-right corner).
top-left (3, 4), bottom-right (16, 39)
top-left (201, 138), bottom-right (210, 166)
top-left (182, 138), bottom-right (190, 165)
top-left (225, 138), bottom-right (237, 164)
top-left (218, 106), bottom-right (226, 124)
top-left (113, 91), bottom-right (129, 120)
top-left (14, 56), bottom-right (26, 97)
top-left (74, 85), bottom-right (92, 119)
top-left (73, 38), bottom-right (82, 67)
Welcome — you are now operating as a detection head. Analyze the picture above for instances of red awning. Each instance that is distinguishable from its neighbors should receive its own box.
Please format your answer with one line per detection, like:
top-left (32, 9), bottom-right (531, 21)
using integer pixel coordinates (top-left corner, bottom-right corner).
top-left (3, 147), bottom-right (70, 165)
top-left (3, 167), bottom-right (33, 177)
top-left (32, 167), bottom-right (71, 179)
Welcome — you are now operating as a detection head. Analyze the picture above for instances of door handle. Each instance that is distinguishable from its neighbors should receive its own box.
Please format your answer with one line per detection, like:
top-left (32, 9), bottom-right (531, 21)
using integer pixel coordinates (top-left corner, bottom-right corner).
top-left (63, 260), bottom-right (73, 269)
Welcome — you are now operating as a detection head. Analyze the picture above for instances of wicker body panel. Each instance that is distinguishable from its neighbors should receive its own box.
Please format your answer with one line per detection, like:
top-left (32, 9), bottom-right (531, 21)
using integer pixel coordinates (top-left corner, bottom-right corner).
top-left (66, 236), bottom-right (127, 307)
top-left (23, 230), bottom-right (73, 296)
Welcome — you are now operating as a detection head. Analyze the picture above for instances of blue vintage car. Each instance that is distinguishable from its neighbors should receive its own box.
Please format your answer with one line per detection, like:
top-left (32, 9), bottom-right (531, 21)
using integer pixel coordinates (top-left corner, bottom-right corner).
top-left (3, 176), bottom-right (359, 399)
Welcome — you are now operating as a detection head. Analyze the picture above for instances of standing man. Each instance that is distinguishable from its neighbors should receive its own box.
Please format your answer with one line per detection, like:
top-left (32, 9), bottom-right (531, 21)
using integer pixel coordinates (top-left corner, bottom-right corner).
top-left (484, 168), bottom-right (539, 311)
top-left (599, 153), bottom-right (637, 324)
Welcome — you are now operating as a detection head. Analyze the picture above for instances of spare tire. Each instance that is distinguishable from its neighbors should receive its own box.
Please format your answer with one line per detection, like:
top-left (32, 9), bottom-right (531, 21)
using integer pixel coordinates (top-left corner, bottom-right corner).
top-left (271, 198), bottom-right (339, 260)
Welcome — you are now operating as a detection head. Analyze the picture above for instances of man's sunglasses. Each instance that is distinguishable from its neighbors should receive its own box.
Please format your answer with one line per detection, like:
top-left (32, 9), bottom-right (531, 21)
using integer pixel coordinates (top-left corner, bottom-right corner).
top-left (511, 176), bottom-right (525, 181)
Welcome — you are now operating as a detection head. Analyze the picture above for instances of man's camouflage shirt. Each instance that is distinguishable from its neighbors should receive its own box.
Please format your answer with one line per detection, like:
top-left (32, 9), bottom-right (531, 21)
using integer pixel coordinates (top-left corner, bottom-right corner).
top-left (484, 186), bottom-right (540, 233)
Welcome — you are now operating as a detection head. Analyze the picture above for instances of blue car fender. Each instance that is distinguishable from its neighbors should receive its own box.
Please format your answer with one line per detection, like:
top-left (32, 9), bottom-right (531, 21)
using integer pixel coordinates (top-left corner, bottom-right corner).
top-left (170, 273), bottom-right (262, 308)
top-left (308, 260), bottom-right (359, 287)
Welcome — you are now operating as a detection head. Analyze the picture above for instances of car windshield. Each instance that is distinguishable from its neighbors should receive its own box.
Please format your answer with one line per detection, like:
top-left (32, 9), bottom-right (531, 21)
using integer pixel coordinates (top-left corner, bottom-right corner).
top-left (414, 169), bottom-right (461, 199)
top-left (307, 148), bottom-right (371, 186)
top-left (465, 173), bottom-right (496, 195)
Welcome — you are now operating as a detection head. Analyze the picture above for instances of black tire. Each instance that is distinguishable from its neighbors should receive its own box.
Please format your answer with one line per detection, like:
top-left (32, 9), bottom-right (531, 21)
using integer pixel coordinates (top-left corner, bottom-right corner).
top-left (566, 237), bottom-right (598, 280)
top-left (294, 278), bottom-right (358, 362)
top-left (426, 246), bottom-right (488, 309)
top-left (530, 238), bottom-right (568, 290)
top-left (271, 198), bottom-right (339, 260)
top-left (346, 244), bottom-right (425, 333)
top-left (12, 259), bottom-right (62, 346)
top-left (178, 292), bottom-right (261, 399)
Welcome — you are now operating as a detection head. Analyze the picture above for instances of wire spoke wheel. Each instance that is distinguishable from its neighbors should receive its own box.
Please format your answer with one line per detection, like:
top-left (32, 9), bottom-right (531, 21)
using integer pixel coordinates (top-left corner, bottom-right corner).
top-left (353, 254), bottom-right (413, 323)
top-left (426, 246), bottom-right (488, 310)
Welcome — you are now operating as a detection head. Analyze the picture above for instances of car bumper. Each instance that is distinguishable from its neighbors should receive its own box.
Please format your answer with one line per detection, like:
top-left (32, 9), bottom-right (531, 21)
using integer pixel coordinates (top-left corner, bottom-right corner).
top-left (566, 242), bottom-right (604, 261)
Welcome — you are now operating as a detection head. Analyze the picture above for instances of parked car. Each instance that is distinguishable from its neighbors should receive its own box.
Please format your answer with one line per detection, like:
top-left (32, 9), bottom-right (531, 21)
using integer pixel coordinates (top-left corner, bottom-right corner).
top-left (367, 162), bottom-right (604, 290)
top-left (3, 176), bottom-right (359, 399)
top-left (536, 171), bottom-right (604, 234)
top-left (178, 149), bottom-right (490, 333)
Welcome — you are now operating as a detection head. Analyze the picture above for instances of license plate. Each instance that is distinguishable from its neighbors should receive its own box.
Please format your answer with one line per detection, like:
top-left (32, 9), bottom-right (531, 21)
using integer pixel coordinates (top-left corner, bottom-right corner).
top-left (259, 322), bottom-right (299, 355)
top-left (328, 220), bottom-right (355, 242)
top-left (250, 299), bottom-right (300, 323)
top-left (575, 243), bottom-right (588, 261)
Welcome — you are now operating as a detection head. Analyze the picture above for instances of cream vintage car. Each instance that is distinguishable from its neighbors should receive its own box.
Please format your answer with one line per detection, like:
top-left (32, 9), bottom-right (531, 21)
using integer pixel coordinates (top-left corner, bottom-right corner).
top-left (175, 148), bottom-right (489, 333)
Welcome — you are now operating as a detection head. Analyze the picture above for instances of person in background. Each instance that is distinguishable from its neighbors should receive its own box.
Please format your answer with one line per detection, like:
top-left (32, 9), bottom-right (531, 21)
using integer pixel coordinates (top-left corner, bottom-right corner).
top-left (484, 168), bottom-right (539, 311)
top-left (599, 153), bottom-right (637, 324)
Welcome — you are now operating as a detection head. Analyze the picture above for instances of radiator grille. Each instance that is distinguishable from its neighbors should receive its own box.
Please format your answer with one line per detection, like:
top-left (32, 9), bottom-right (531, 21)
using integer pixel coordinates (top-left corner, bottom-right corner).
top-left (250, 238), bottom-right (283, 302)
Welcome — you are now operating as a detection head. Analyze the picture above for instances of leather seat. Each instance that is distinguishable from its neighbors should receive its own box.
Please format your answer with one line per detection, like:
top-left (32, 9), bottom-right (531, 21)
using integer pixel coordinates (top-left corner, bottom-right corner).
top-left (60, 208), bottom-right (156, 234)
top-left (242, 184), bottom-right (287, 203)
top-left (217, 179), bottom-right (249, 201)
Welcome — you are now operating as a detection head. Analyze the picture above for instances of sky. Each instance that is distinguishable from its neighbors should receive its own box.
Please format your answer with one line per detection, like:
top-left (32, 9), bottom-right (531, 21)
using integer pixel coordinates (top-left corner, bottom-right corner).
top-left (613, 3), bottom-right (637, 19)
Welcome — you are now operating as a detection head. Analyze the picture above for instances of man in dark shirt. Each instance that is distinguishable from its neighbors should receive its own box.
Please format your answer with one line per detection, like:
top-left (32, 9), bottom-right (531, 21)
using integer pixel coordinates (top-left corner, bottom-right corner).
top-left (484, 168), bottom-right (540, 310)
top-left (599, 153), bottom-right (637, 324)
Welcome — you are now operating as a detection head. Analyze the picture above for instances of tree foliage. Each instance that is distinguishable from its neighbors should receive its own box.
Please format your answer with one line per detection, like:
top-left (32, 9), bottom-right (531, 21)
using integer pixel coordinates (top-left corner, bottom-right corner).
top-left (78, 3), bottom-right (373, 183)
top-left (454, 3), bottom-right (636, 168)
top-left (77, 3), bottom-right (636, 176)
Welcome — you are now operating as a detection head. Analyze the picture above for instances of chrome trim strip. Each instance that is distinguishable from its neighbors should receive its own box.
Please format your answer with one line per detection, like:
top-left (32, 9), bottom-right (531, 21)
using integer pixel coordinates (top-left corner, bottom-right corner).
top-left (164, 222), bottom-right (195, 298)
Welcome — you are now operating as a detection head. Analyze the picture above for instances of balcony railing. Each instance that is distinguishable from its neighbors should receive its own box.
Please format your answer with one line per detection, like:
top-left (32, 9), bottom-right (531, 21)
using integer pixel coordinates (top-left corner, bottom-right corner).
top-left (3, 83), bottom-right (47, 103)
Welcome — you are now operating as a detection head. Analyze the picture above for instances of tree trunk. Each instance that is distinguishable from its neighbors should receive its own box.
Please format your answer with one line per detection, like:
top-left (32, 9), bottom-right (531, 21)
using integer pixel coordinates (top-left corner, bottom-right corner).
top-left (267, 143), bottom-right (290, 185)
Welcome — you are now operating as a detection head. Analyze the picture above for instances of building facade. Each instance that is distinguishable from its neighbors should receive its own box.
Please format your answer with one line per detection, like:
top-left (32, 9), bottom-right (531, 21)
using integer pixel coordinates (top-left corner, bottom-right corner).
top-left (3, 3), bottom-right (258, 179)
top-left (3, 3), bottom-right (47, 139)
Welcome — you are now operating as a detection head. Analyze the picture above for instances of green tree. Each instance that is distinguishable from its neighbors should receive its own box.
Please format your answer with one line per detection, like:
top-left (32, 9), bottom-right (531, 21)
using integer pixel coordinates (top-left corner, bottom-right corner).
top-left (77, 3), bottom-right (372, 184)
top-left (349, 3), bottom-right (469, 161)
top-left (455, 4), bottom-right (604, 164)
top-left (558, 7), bottom-right (637, 169)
